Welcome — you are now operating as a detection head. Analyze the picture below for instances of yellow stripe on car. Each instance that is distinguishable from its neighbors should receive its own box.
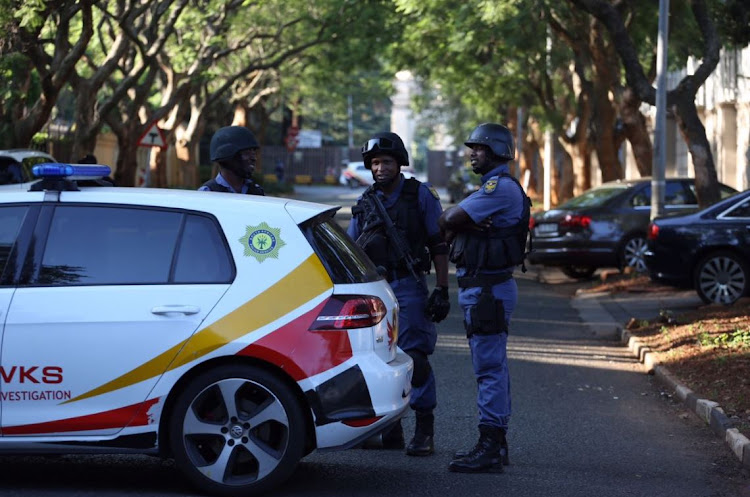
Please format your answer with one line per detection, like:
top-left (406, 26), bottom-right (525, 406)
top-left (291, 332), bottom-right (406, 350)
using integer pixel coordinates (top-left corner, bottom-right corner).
top-left (65, 255), bottom-right (332, 403)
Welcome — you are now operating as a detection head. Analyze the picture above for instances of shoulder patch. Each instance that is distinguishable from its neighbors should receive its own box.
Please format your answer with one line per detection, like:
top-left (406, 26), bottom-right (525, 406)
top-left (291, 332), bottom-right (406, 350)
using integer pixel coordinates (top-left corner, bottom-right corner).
top-left (428, 186), bottom-right (440, 200)
top-left (483, 179), bottom-right (498, 194)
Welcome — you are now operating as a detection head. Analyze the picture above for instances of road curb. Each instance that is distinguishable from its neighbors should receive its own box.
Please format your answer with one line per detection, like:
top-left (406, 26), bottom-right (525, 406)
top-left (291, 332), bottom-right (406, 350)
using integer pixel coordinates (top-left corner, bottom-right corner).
top-left (578, 293), bottom-right (750, 470)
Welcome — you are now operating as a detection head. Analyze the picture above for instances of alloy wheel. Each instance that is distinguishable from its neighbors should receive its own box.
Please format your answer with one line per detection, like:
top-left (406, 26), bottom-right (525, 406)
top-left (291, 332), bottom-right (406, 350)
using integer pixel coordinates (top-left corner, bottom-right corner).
top-left (170, 365), bottom-right (304, 496)
top-left (622, 236), bottom-right (648, 272)
top-left (695, 252), bottom-right (748, 305)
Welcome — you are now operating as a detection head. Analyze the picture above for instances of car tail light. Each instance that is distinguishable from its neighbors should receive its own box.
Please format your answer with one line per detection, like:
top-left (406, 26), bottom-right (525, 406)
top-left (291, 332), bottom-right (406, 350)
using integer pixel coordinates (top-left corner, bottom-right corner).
top-left (528, 217), bottom-right (536, 230)
top-left (559, 214), bottom-right (591, 229)
top-left (342, 416), bottom-right (384, 427)
top-left (310, 295), bottom-right (387, 331)
top-left (647, 223), bottom-right (659, 240)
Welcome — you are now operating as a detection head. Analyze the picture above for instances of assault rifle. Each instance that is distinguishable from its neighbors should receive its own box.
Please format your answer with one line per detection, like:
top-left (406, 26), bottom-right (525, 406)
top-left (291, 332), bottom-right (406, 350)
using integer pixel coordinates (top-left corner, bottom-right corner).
top-left (358, 189), bottom-right (427, 292)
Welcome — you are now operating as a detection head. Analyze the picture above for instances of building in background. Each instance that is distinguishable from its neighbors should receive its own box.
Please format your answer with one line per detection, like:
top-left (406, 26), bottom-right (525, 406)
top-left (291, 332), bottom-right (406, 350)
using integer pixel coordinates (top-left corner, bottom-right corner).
top-left (623, 46), bottom-right (749, 192)
top-left (391, 71), bottom-right (418, 162)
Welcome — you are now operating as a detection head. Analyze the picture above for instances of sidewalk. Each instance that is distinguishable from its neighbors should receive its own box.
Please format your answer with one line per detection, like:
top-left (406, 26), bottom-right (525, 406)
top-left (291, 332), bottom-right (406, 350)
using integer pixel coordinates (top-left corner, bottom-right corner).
top-left (554, 271), bottom-right (750, 470)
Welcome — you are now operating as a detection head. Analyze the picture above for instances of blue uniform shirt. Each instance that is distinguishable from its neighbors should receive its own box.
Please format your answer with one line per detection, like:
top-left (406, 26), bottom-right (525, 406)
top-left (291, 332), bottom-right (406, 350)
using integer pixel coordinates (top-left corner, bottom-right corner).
top-left (198, 172), bottom-right (258, 194)
top-left (458, 164), bottom-right (524, 239)
top-left (456, 164), bottom-right (523, 322)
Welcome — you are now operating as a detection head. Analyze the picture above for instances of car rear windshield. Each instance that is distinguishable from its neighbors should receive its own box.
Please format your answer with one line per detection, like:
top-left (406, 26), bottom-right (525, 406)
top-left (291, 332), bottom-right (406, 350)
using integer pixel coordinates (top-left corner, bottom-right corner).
top-left (559, 185), bottom-right (628, 209)
top-left (301, 212), bottom-right (381, 284)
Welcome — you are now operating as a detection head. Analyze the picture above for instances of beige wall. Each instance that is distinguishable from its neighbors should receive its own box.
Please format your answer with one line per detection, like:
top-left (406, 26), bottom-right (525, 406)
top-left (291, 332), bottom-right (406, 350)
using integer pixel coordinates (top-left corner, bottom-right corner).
top-left (93, 132), bottom-right (119, 173)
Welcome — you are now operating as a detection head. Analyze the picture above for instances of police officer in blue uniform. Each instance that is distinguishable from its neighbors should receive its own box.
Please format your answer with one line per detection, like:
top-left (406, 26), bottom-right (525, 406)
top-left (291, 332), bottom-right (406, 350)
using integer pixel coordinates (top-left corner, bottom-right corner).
top-left (199, 125), bottom-right (264, 195)
top-left (348, 131), bottom-right (451, 457)
top-left (439, 123), bottom-right (531, 473)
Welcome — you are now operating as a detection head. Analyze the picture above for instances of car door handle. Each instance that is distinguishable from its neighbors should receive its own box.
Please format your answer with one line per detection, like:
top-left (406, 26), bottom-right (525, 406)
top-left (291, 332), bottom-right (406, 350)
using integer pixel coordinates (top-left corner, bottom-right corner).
top-left (151, 305), bottom-right (201, 316)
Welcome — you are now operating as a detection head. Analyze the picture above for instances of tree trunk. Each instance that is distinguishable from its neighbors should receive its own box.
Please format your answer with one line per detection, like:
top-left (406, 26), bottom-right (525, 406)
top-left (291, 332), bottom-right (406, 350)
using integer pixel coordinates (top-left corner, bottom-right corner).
top-left (151, 147), bottom-right (169, 188)
top-left (174, 122), bottom-right (203, 189)
top-left (558, 151), bottom-right (575, 202)
top-left (590, 20), bottom-right (622, 182)
top-left (522, 134), bottom-right (540, 198)
top-left (114, 138), bottom-right (139, 187)
top-left (672, 96), bottom-right (720, 207)
top-left (71, 79), bottom-right (99, 162)
top-left (559, 137), bottom-right (592, 197)
top-left (0, 59), bottom-right (34, 148)
top-left (618, 87), bottom-right (652, 177)
top-left (527, 118), bottom-right (551, 203)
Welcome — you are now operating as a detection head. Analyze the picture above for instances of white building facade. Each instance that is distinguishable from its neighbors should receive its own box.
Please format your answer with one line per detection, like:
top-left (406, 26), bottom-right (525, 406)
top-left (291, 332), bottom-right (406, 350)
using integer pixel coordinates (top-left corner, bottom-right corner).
top-left (626, 46), bottom-right (750, 191)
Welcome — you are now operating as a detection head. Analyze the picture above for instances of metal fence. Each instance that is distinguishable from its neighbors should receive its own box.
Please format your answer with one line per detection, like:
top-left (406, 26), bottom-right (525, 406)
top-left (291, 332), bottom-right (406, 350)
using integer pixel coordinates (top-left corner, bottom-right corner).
top-left (260, 146), bottom-right (353, 184)
top-left (259, 146), bottom-right (461, 187)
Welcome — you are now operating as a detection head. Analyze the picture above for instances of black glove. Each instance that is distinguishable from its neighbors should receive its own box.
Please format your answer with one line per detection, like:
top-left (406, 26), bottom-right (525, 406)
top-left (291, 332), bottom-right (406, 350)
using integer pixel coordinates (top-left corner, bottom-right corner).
top-left (425, 286), bottom-right (450, 323)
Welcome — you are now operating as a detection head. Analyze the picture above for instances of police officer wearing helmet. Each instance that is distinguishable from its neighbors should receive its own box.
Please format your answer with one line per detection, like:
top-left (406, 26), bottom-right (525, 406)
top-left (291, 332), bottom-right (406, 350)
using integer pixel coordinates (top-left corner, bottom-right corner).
top-left (199, 125), bottom-right (264, 195)
top-left (348, 131), bottom-right (450, 457)
top-left (439, 123), bottom-right (531, 473)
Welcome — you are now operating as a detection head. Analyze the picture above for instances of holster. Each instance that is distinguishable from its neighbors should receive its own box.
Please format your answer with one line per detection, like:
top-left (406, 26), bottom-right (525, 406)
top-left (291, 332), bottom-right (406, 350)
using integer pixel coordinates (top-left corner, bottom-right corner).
top-left (465, 286), bottom-right (507, 338)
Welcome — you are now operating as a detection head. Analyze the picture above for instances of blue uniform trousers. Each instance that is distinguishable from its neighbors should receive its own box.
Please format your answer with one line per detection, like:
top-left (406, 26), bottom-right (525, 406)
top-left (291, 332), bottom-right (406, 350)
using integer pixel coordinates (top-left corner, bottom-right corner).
top-left (458, 277), bottom-right (517, 430)
top-left (390, 276), bottom-right (437, 412)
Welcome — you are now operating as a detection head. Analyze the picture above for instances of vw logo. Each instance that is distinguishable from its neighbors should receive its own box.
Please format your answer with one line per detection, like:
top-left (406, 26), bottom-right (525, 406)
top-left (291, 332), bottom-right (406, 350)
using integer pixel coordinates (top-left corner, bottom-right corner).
top-left (230, 425), bottom-right (244, 438)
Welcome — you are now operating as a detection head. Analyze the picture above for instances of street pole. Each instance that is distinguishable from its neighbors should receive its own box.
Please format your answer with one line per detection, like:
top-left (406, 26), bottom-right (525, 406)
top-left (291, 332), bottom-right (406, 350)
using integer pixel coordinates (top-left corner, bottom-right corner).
top-left (516, 107), bottom-right (524, 180)
top-left (544, 31), bottom-right (552, 210)
top-left (347, 95), bottom-right (354, 149)
top-left (652, 0), bottom-right (669, 220)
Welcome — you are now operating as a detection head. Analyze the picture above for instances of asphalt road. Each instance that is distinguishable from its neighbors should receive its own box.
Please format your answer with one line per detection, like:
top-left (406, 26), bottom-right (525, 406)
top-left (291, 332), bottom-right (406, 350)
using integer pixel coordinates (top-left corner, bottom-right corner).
top-left (0, 185), bottom-right (747, 496)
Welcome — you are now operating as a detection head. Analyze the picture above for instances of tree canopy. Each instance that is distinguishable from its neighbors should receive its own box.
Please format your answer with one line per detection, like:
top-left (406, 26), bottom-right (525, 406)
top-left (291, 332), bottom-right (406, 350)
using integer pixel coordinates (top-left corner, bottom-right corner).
top-left (0, 0), bottom-right (744, 197)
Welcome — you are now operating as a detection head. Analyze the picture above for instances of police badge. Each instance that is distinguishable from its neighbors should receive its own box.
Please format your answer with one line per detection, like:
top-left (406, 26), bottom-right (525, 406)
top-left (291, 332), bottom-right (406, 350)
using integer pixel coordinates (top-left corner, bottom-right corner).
top-left (483, 178), bottom-right (498, 194)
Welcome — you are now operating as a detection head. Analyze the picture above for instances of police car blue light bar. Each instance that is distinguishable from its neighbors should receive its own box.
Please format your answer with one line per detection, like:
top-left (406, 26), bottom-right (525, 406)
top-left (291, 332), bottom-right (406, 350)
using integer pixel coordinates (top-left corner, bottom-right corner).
top-left (32, 163), bottom-right (112, 178)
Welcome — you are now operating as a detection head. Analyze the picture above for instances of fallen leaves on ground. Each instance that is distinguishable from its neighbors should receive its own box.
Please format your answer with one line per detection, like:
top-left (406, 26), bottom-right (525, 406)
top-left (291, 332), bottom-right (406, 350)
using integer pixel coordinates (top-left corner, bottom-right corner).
top-left (583, 273), bottom-right (750, 431)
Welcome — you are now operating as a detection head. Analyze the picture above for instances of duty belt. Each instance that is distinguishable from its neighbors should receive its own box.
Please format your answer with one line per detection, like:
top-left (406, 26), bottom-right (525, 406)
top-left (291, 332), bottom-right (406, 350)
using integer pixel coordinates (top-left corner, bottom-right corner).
top-left (386, 267), bottom-right (415, 282)
top-left (457, 272), bottom-right (513, 289)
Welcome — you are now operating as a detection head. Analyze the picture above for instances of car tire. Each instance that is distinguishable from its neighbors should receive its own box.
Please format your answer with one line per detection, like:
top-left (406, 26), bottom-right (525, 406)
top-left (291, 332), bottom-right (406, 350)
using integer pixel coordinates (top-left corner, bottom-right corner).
top-left (619, 235), bottom-right (648, 273)
top-left (169, 364), bottom-right (306, 497)
top-left (693, 250), bottom-right (748, 305)
top-left (561, 265), bottom-right (596, 280)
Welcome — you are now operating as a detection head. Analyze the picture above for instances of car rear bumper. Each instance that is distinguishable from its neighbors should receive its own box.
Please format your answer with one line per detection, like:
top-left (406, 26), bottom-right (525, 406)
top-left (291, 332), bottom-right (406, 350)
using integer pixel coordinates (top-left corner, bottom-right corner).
top-left (313, 350), bottom-right (413, 451)
top-left (644, 250), bottom-right (693, 287)
top-left (528, 246), bottom-right (618, 268)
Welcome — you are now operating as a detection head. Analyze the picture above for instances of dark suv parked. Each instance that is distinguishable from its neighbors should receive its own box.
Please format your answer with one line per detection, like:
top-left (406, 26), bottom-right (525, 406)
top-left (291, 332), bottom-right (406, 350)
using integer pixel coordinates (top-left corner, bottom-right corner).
top-left (528, 177), bottom-right (737, 279)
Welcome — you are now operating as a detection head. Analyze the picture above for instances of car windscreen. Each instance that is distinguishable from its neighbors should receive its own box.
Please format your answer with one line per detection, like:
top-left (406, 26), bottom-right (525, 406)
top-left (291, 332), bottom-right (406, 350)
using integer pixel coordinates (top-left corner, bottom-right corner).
top-left (300, 213), bottom-right (381, 284)
top-left (559, 185), bottom-right (628, 209)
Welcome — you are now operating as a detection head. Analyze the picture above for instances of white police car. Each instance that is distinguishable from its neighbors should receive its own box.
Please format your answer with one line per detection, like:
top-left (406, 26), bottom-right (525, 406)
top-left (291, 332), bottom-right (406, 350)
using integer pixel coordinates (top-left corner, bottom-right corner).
top-left (0, 164), bottom-right (412, 496)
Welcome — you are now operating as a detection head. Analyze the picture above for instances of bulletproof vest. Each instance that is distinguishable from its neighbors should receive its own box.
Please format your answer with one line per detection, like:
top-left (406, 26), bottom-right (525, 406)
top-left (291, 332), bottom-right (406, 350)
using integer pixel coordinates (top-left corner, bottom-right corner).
top-left (201, 178), bottom-right (265, 196)
top-left (449, 174), bottom-right (532, 272)
top-left (354, 178), bottom-right (431, 274)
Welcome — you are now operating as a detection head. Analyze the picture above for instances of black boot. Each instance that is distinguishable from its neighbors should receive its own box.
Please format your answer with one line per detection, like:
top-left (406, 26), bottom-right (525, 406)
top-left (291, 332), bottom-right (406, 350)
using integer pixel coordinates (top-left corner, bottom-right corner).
top-left (361, 420), bottom-right (405, 450)
top-left (453, 428), bottom-right (509, 465)
top-left (448, 425), bottom-right (504, 473)
top-left (406, 411), bottom-right (434, 456)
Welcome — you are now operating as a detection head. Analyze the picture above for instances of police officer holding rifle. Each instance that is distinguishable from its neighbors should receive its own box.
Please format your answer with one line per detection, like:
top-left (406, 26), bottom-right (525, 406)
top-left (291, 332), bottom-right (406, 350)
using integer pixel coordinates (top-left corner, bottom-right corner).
top-left (348, 131), bottom-right (450, 457)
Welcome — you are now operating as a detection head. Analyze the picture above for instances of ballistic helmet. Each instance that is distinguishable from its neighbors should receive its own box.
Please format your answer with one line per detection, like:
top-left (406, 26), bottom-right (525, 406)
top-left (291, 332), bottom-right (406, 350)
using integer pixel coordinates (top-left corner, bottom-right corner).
top-left (464, 123), bottom-right (515, 161)
top-left (210, 126), bottom-right (259, 162)
top-left (361, 131), bottom-right (409, 169)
